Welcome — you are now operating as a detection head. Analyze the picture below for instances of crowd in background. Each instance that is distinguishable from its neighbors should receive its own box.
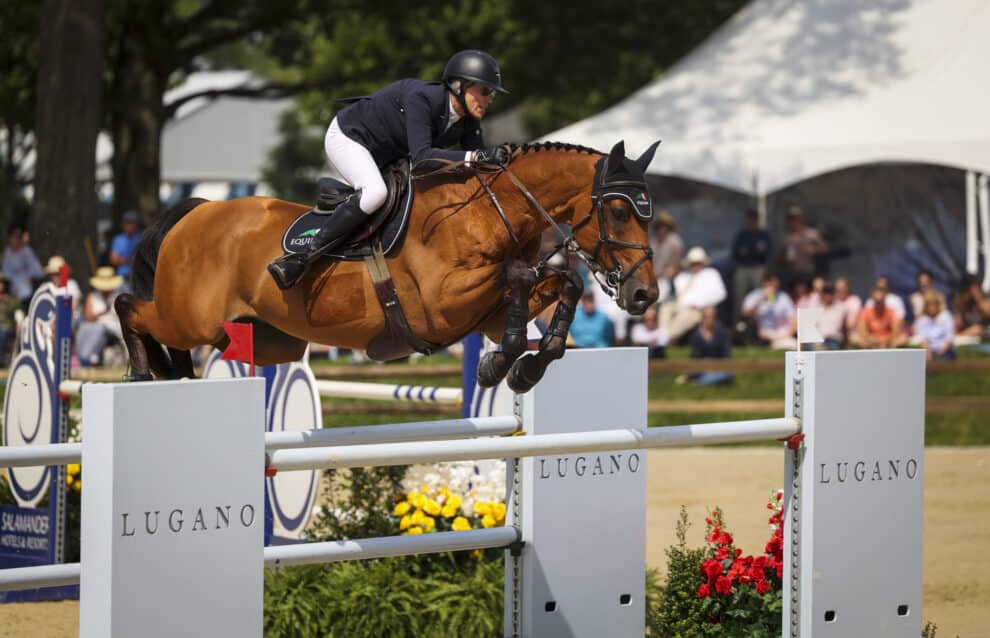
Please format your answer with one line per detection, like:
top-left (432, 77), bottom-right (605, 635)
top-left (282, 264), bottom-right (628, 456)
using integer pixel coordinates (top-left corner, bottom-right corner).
top-left (0, 211), bottom-right (141, 367)
top-left (2, 203), bottom-right (989, 373)
top-left (563, 205), bottom-right (990, 373)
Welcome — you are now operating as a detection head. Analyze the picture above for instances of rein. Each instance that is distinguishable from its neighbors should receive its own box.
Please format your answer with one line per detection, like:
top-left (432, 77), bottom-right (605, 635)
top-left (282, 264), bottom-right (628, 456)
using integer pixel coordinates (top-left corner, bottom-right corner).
top-left (409, 152), bottom-right (653, 306)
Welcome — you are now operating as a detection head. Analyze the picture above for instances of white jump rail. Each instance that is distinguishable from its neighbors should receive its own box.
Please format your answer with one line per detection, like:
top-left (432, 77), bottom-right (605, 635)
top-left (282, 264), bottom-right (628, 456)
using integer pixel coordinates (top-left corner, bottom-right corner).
top-left (0, 528), bottom-right (519, 591)
top-left (266, 417), bottom-right (799, 472)
top-left (0, 416), bottom-right (521, 468)
top-left (61, 379), bottom-right (463, 405)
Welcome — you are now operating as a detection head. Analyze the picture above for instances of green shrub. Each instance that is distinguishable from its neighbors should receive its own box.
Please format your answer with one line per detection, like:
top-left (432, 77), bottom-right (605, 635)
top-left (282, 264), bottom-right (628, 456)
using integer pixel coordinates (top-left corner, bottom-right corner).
top-left (264, 555), bottom-right (503, 638)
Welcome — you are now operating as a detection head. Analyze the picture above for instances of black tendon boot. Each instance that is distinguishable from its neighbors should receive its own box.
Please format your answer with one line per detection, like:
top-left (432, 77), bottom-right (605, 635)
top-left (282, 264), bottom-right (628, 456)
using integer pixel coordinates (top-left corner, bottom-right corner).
top-left (268, 198), bottom-right (368, 290)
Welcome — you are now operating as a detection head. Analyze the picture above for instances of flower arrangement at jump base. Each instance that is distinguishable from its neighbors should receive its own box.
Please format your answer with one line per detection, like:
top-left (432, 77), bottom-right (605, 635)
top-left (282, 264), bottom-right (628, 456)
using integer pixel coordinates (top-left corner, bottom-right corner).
top-left (392, 484), bottom-right (506, 537)
top-left (695, 492), bottom-right (784, 632)
top-left (650, 493), bottom-right (785, 636)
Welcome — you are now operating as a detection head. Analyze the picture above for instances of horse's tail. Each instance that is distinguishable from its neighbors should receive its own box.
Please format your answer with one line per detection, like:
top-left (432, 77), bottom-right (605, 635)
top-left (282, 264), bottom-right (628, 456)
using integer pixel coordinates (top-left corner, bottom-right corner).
top-left (131, 198), bottom-right (208, 301)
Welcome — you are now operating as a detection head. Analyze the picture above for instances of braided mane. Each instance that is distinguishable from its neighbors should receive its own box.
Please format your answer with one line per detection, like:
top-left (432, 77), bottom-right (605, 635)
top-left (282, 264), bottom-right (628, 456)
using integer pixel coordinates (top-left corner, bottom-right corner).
top-left (507, 141), bottom-right (600, 156)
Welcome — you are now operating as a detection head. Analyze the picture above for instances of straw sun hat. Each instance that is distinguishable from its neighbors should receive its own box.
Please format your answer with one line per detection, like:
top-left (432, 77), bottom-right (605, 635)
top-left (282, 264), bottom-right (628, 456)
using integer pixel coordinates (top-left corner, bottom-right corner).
top-left (43, 255), bottom-right (67, 276)
top-left (89, 266), bottom-right (123, 292)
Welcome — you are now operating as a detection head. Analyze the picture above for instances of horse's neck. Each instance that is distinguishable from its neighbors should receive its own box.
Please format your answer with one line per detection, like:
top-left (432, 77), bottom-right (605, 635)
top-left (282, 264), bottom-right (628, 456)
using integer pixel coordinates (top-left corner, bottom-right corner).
top-left (499, 150), bottom-right (598, 238)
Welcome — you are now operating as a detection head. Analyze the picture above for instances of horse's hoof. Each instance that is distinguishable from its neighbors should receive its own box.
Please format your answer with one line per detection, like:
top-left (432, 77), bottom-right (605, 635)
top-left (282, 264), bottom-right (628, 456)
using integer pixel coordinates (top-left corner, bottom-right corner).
top-left (507, 357), bottom-right (542, 394)
top-left (122, 372), bottom-right (153, 382)
top-left (477, 354), bottom-right (505, 388)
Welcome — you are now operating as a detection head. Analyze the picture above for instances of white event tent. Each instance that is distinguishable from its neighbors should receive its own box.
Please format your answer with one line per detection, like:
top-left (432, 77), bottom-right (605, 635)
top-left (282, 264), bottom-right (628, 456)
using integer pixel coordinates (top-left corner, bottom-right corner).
top-left (548, 0), bottom-right (990, 293)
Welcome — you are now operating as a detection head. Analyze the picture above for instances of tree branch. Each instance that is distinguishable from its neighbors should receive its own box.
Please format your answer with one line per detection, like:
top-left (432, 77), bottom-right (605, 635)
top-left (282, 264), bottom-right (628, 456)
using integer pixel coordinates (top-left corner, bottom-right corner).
top-left (162, 77), bottom-right (338, 121)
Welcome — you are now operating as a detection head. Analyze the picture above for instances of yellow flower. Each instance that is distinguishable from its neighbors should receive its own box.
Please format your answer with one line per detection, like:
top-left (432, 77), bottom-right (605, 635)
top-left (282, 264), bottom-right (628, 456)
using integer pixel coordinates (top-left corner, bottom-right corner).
top-left (67, 463), bottom-right (81, 476)
top-left (491, 502), bottom-right (506, 522)
top-left (420, 484), bottom-right (430, 494)
top-left (423, 499), bottom-right (441, 516)
top-left (409, 492), bottom-right (426, 509)
top-left (411, 510), bottom-right (425, 526)
top-left (474, 502), bottom-right (491, 517)
top-left (452, 516), bottom-right (471, 531)
top-left (407, 526), bottom-right (424, 535)
top-left (393, 501), bottom-right (411, 516)
top-left (481, 514), bottom-right (496, 528)
top-left (446, 494), bottom-right (463, 510)
top-left (441, 503), bottom-right (458, 519)
top-left (471, 549), bottom-right (483, 559)
top-left (399, 514), bottom-right (412, 530)
top-left (66, 475), bottom-right (73, 486)
top-left (72, 481), bottom-right (81, 493)
top-left (440, 487), bottom-right (452, 499)
top-left (422, 516), bottom-right (436, 532)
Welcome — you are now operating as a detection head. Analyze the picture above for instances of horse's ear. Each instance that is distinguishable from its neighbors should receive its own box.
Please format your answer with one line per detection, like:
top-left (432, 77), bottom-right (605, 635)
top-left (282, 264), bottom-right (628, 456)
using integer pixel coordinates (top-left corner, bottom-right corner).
top-left (608, 140), bottom-right (626, 165)
top-left (635, 141), bottom-right (661, 173)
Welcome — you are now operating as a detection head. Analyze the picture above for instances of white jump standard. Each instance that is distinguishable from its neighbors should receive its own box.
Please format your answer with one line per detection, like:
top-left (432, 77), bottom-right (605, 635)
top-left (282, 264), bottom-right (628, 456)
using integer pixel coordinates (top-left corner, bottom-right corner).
top-left (0, 348), bottom-right (925, 637)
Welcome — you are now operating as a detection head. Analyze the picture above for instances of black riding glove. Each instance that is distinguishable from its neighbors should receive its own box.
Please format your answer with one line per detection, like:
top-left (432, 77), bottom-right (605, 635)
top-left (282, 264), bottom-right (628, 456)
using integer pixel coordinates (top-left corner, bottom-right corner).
top-left (472, 146), bottom-right (509, 167)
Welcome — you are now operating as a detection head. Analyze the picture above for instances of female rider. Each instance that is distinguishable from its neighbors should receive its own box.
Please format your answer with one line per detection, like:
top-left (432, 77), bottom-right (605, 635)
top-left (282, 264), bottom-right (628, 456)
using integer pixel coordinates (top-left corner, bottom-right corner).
top-left (268, 49), bottom-right (510, 289)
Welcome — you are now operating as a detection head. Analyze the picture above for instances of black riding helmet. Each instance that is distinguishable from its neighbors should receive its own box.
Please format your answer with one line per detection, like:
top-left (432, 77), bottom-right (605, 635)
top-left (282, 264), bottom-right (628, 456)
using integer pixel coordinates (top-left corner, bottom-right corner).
top-left (442, 50), bottom-right (509, 95)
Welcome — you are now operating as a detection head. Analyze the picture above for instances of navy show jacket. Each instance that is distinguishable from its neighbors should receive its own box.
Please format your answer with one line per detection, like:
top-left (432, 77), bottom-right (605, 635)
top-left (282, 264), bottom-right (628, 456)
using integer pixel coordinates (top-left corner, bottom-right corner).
top-left (336, 79), bottom-right (485, 170)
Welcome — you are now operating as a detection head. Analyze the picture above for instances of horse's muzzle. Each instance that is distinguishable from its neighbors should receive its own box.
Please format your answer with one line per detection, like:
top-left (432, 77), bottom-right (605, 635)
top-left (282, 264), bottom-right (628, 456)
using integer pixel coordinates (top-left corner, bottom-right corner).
top-left (621, 279), bottom-right (659, 315)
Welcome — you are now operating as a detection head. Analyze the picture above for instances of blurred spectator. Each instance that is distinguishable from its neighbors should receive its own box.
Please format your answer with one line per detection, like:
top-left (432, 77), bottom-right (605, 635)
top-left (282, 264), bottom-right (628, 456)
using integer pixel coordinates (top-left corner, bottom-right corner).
top-left (741, 273), bottom-right (796, 349)
top-left (777, 206), bottom-right (828, 287)
top-left (658, 247), bottom-right (727, 346)
top-left (43, 256), bottom-right (83, 326)
top-left (790, 278), bottom-right (822, 309)
top-left (834, 276), bottom-right (862, 333)
top-left (679, 306), bottom-right (734, 386)
top-left (817, 283), bottom-right (847, 349)
top-left (110, 210), bottom-right (142, 282)
top-left (730, 208), bottom-right (771, 320)
top-left (2, 224), bottom-right (43, 310)
top-left (649, 211), bottom-right (683, 298)
top-left (914, 292), bottom-right (955, 360)
top-left (76, 267), bottom-right (124, 366)
top-left (630, 305), bottom-right (665, 358)
top-left (0, 278), bottom-right (19, 365)
top-left (569, 291), bottom-right (613, 348)
top-left (953, 274), bottom-right (990, 342)
top-left (851, 285), bottom-right (906, 349)
top-left (864, 276), bottom-right (906, 320)
top-left (909, 270), bottom-right (945, 321)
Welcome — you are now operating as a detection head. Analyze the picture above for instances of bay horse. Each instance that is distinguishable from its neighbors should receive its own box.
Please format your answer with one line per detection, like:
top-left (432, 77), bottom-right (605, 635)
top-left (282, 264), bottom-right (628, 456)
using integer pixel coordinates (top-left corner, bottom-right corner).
top-left (115, 140), bottom-right (660, 393)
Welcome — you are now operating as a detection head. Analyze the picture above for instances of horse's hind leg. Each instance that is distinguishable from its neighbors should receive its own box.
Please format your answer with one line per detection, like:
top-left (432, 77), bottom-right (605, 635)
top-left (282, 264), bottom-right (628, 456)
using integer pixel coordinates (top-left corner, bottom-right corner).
top-left (477, 260), bottom-right (537, 388)
top-left (167, 348), bottom-right (196, 378)
top-left (507, 269), bottom-right (583, 393)
top-left (114, 293), bottom-right (157, 381)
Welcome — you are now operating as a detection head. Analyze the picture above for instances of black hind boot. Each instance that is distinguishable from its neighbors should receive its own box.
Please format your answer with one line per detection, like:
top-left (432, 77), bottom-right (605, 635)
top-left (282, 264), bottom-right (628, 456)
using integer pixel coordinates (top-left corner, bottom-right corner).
top-left (268, 198), bottom-right (367, 290)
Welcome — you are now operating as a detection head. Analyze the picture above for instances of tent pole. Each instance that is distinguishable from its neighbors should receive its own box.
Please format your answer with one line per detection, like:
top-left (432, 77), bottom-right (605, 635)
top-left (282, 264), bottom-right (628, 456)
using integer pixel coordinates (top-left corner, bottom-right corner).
top-left (966, 171), bottom-right (978, 275)
top-left (979, 174), bottom-right (990, 292)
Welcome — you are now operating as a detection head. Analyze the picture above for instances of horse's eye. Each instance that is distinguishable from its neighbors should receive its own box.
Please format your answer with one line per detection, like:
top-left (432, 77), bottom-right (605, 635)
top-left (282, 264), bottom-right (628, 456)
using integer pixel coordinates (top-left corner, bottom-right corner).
top-left (610, 205), bottom-right (629, 222)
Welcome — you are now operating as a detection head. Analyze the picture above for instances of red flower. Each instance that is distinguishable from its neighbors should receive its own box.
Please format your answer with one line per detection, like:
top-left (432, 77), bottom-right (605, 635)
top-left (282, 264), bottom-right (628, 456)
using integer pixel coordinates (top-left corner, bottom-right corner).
top-left (718, 532), bottom-right (733, 546)
top-left (756, 579), bottom-right (771, 595)
top-left (697, 583), bottom-right (711, 598)
top-left (747, 566), bottom-right (765, 582)
top-left (752, 555), bottom-right (768, 569)
top-left (776, 563), bottom-right (784, 578)
top-left (715, 546), bottom-right (729, 560)
top-left (702, 559), bottom-right (723, 581)
top-left (715, 576), bottom-right (733, 596)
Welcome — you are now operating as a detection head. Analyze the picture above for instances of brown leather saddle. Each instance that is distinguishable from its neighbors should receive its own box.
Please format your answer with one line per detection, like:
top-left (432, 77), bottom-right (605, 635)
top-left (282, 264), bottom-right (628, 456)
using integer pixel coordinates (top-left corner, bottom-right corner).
top-left (278, 160), bottom-right (442, 361)
top-left (279, 160), bottom-right (413, 261)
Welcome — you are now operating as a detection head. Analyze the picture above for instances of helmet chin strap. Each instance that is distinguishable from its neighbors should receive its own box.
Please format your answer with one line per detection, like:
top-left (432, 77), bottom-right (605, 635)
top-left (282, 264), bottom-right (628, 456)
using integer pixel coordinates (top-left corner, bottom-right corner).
top-left (448, 80), bottom-right (470, 116)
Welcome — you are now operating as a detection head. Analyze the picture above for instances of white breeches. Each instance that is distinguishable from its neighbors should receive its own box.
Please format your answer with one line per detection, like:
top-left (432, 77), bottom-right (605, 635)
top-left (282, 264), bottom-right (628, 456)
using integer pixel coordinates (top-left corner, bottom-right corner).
top-left (324, 117), bottom-right (388, 214)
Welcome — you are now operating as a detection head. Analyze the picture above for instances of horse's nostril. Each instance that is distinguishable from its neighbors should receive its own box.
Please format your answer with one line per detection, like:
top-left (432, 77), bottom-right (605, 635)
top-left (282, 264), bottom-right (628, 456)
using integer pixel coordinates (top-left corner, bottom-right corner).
top-left (633, 288), bottom-right (652, 302)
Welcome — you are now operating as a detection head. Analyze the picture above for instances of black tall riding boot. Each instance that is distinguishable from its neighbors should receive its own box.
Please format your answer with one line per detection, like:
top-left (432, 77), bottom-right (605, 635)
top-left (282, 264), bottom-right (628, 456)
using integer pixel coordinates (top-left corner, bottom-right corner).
top-left (268, 199), bottom-right (368, 290)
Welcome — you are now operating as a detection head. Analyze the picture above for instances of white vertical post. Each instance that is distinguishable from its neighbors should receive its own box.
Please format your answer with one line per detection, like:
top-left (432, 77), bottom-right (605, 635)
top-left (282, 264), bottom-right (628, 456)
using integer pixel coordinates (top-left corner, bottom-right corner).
top-left (80, 378), bottom-right (266, 638)
top-left (978, 174), bottom-right (990, 292)
top-left (506, 348), bottom-right (648, 638)
top-left (784, 350), bottom-right (924, 637)
top-left (966, 171), bottom-right (978, 275)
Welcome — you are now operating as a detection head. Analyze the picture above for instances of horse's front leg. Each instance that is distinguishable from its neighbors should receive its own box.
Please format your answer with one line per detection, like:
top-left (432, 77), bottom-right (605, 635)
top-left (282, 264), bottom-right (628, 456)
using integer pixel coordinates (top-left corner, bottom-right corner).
top-left (506, 269), bottom-right (583, 394)
top-left (477, 260), bottom-right (538, 388)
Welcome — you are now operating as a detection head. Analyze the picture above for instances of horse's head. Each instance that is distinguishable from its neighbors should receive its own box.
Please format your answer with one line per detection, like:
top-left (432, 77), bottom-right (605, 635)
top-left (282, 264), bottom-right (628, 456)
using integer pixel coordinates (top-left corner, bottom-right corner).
top-left (571, 140), bottom-right (661, 314)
